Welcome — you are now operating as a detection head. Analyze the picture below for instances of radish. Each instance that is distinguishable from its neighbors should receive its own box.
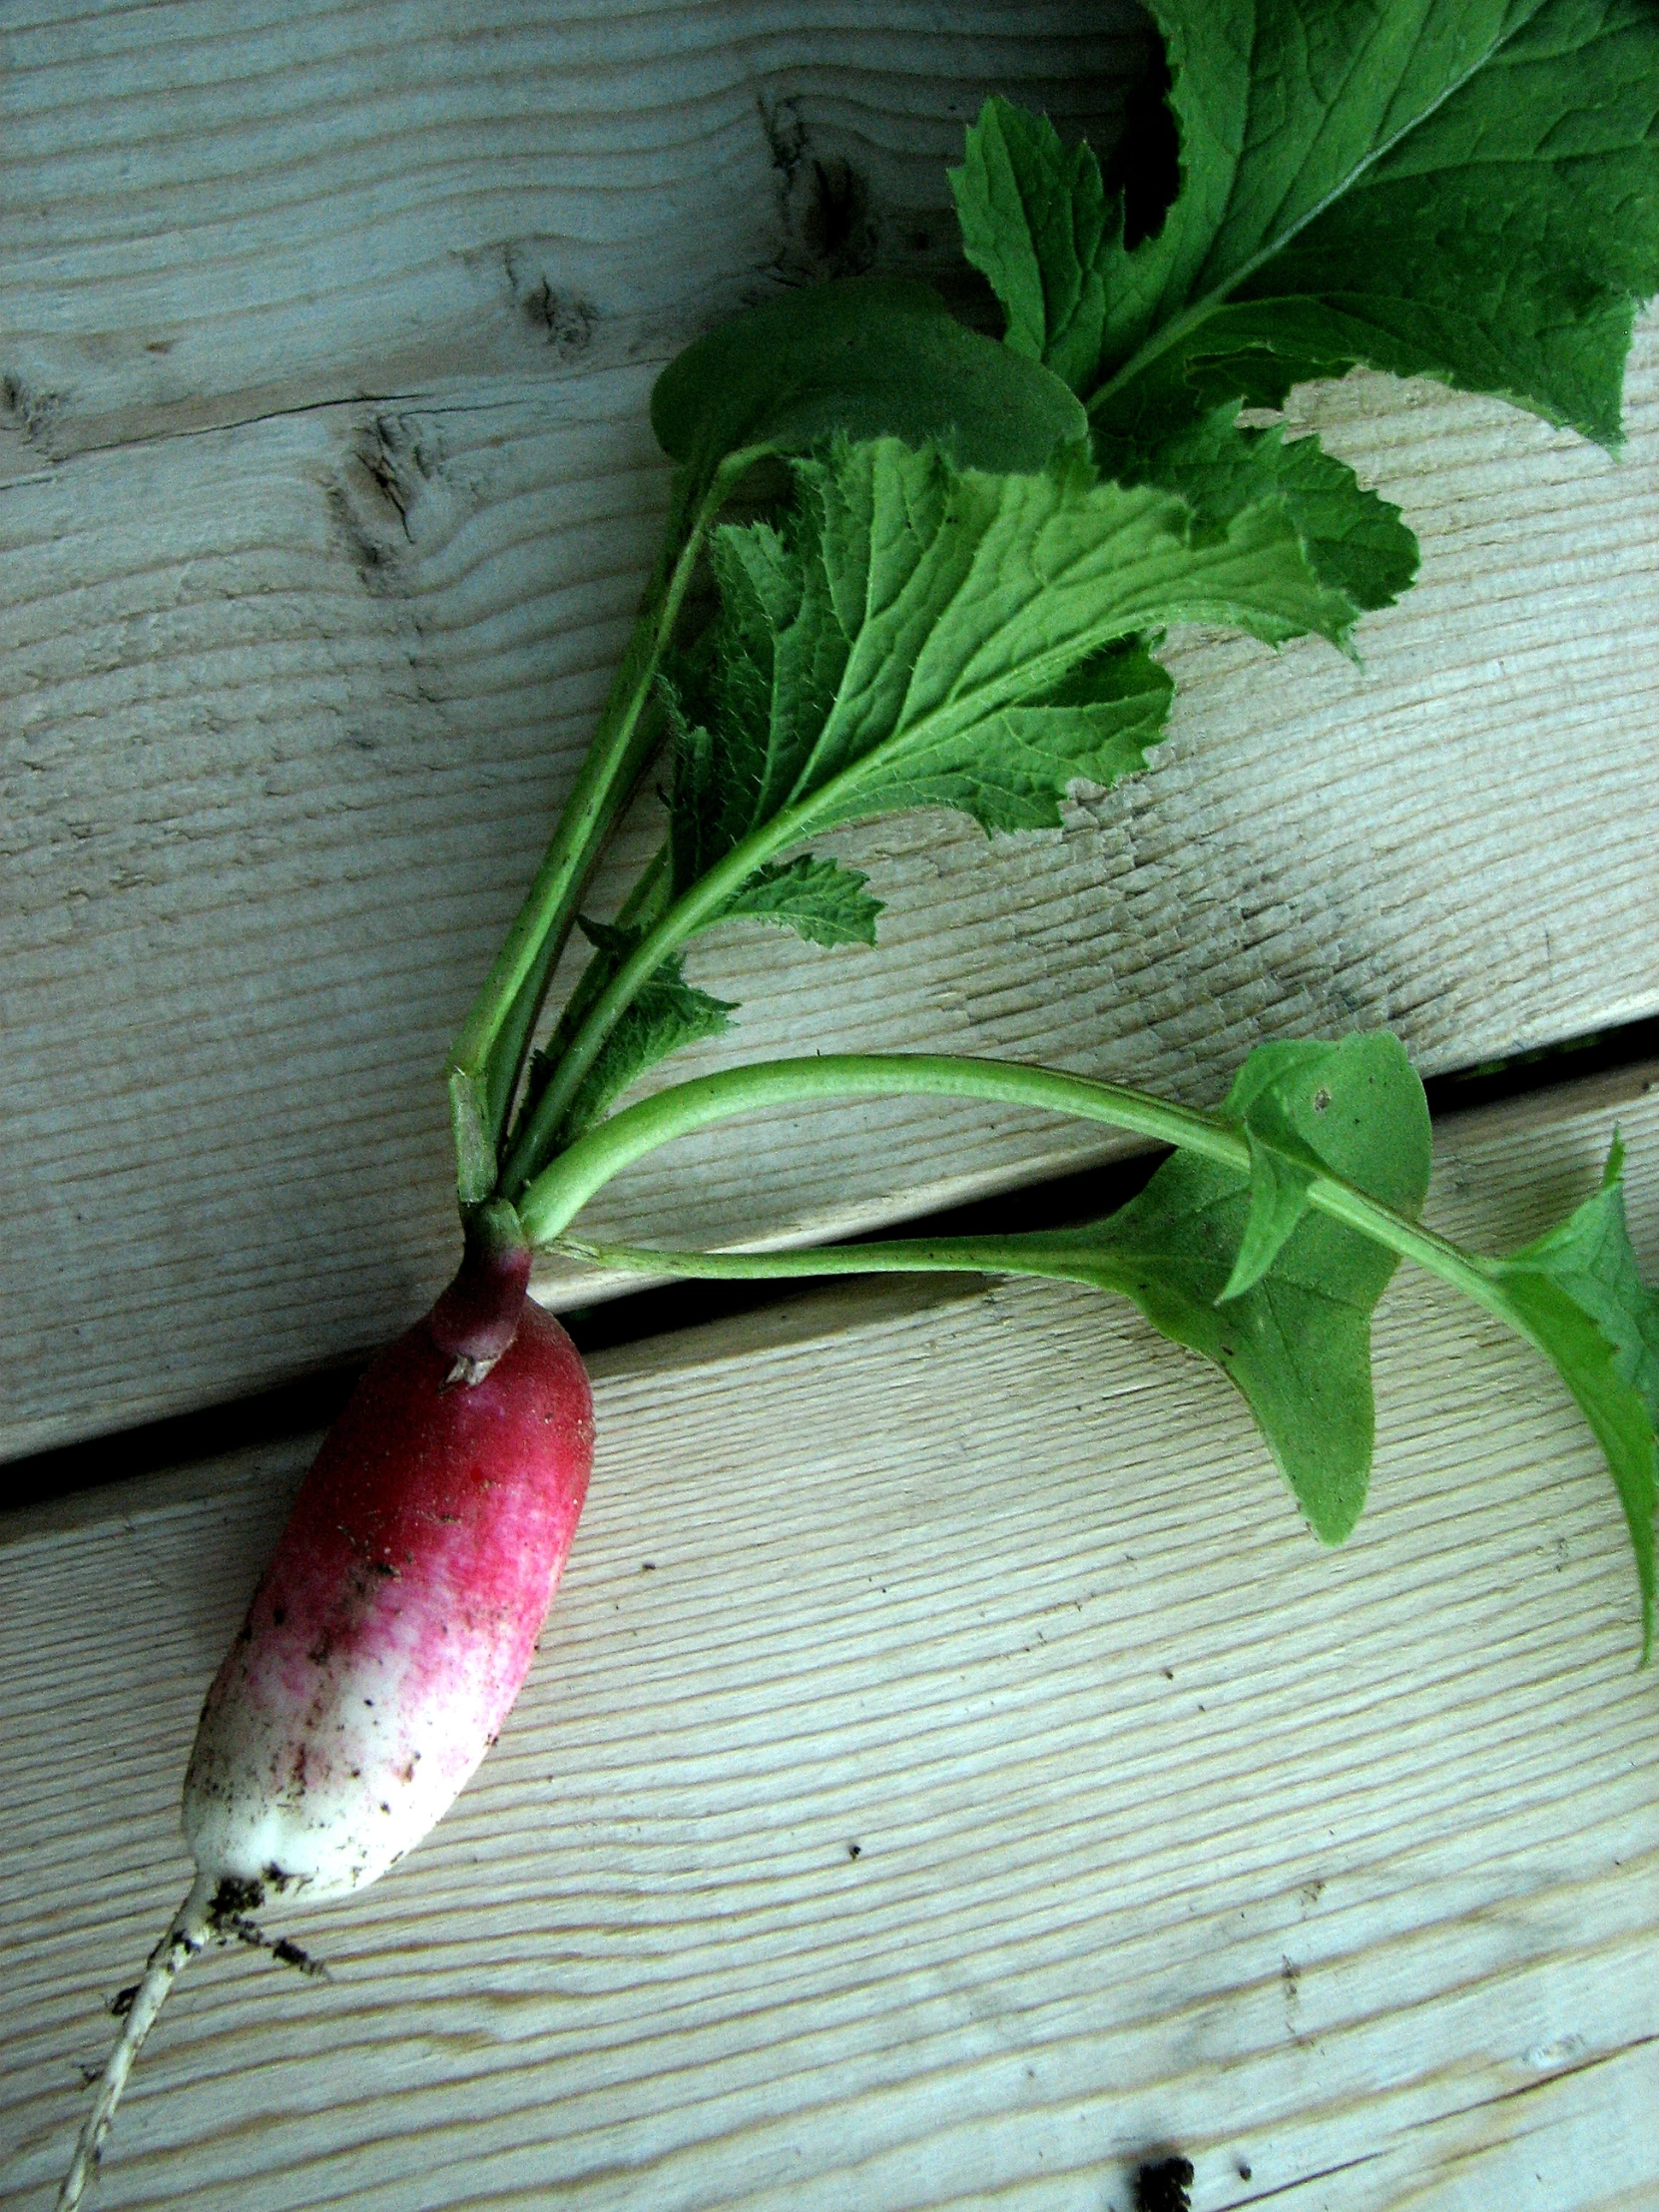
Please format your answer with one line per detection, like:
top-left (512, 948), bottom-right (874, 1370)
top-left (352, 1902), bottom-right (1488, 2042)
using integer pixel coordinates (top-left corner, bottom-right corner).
top-left (60, 1202), bottom-right (594, 2210)
top-left (54, 27), bottom-right (1659, 2203)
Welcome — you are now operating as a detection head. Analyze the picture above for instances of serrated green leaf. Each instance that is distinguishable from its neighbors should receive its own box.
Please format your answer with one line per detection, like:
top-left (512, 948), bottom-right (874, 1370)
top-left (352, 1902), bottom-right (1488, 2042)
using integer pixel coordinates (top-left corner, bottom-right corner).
top-left (1091, 0), bottom-right (1659, 447)
top-left (665, 433), bottom-right (1350, 872)
top-left (1472, 1139), bottom-right (1659, 1655)
top-left (952, 15), bottom-right (1656, 621)
top-left (949, 96), bottom-right (1109, 393)
top-left (574, 914), bottom-right (643, 963)
top-left (557, 936), bottom-right (737, 1142)
top-left (948, 96), bottom-right (1418, 621)
top-left (974, 1035), bottom-right (1433, 1540)
top-left (717, 855), bottom-right (882, 947)
top-left (1094, 375), bottom-right (1420, 618)
top-left (649, 275), bottom-right (1088, 488)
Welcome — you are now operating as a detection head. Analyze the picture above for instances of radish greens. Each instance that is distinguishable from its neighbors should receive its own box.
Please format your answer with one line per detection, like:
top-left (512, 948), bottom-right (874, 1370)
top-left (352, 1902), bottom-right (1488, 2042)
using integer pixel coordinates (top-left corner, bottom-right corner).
top-left (444, 0), bottom-right (1659, 1652)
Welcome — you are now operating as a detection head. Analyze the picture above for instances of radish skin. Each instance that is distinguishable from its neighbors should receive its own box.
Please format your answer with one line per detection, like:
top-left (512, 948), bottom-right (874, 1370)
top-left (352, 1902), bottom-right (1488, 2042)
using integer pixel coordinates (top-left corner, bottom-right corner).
top-left (60, 1207), bottom-right (594, 2208)
top-left (185, 1293), bottom-right (592, 1897)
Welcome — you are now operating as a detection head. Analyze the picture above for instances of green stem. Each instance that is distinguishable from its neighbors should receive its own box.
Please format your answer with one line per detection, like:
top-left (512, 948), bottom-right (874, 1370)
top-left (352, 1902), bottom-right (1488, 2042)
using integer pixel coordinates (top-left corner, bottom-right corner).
top-left (553, 1201), bottom-right (1504, 1322)
top-left (479, 691), bottom-right (666, 1152)
top-left (516, 1052), bottom-right (1242, 1242)
top-left (442, 448), bottom-right (764, 1204)
top-left (1293, 1172), bottom-right (1518, 1328)
top-left (519, 1047), bottom-right (1509, 1327)
top-left (499, 790), bottom-right (843, 1197)
top-left (500, 842), bottom-right (671, 1166)
top-left (551, 1230), bottom-right (1104, 1282)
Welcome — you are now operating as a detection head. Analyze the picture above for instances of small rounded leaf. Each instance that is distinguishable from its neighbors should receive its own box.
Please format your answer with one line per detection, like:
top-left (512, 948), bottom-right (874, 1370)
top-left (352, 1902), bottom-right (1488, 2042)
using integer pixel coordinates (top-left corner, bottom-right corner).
top-left (651, 275), bottom-right (1088, 478)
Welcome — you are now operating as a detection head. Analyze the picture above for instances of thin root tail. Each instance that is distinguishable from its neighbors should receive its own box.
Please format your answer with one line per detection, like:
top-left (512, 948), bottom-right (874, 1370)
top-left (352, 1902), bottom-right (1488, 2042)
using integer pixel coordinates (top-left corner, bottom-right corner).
top-left (57, 1874), bottom-right (216, 2212)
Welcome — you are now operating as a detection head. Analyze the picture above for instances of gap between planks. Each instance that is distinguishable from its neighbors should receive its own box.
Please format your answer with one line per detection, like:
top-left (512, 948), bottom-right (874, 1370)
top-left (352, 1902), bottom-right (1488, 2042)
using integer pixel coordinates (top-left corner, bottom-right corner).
top-left (6, 1054), bottom-right (1657, 1547)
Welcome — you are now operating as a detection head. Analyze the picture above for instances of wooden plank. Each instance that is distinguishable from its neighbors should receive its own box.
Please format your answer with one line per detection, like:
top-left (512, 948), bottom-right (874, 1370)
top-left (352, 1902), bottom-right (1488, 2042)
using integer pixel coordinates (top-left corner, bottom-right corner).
top-left (0, 0), bottom-right (1147, 467)
top-left (4, 1063), bottom-right (1657, 2209)
top-left (7, 322), bottom-right (1659, 1461)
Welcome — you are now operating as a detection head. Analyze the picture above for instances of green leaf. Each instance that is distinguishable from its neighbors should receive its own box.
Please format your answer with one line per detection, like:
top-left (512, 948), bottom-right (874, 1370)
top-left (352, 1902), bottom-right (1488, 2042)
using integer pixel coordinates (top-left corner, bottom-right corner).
top-left (1092, 0), bottom-right (1659, 447)
top-left (950, 96), bottom-right (1420, 620)
top-left (1471, 1139), bottom-right (1659, 1655)
top-left (1219, 1041), bottom-right (1358, 1298)
top-left (649, 275), bottom-right (1089, 487)
top-left (987, 1035), bottom-right (1433, 1541)
top-left (573, 916), bottom-right (643, 964)
top-left (666, 433), bottom-right (1352, 870)
top-left (949, 96), bottom-right (1109, 393)
top-left (717, 854), bottom-right (883, 947)
top-left (1094, 374), bottom-right (1420, 618)
top-left (1223, 1140), bottom-right (1317, 1304)
top-left (555, 920), bottom-right (737, 1141)
top-left (953, 10), bottom-right (1659, 617)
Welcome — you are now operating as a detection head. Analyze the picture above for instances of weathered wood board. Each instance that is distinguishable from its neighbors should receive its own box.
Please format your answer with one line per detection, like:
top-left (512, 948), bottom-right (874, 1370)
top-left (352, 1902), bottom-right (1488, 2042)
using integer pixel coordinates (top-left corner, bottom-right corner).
top-left (4, 1063), bottom-right (1657, 2209)
top-left (7, 2), bottom-right (1659, 1463)
top-left (0, 2), bottom-right (1149, 462)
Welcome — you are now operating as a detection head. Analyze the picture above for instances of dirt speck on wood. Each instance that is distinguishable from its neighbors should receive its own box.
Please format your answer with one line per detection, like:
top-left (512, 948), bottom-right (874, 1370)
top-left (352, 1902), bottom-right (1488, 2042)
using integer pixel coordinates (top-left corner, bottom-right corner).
top-left (1134, 2154), bottom-right (1194, 2212)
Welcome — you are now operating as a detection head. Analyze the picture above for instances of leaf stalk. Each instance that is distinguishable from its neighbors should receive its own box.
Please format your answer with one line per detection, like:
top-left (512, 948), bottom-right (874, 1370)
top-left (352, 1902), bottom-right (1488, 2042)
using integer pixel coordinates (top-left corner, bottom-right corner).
top-left (441, 447), bottom-right (766, 1203)
top-left (516, 1052), bottom-right (1244, 1241)
top-left (520, 1048), bottom-right (1506, 1319)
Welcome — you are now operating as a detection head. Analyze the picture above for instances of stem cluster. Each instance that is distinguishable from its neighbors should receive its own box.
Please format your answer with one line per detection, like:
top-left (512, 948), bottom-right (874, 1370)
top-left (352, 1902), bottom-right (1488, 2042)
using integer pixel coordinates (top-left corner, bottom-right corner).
top-left (433, 399), bottom-right (1656, 1680)
top-left (441, 449), bottom-right (762, 1204)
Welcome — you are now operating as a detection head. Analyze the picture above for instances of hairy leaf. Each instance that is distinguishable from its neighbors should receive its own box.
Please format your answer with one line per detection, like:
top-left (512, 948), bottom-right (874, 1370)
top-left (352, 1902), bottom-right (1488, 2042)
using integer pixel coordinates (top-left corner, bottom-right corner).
top-left (666, 434), bottom-right (1350, 878)
top-left (717, 854), bottom-right (883, 947)
top-left (949, 97), bottom-right (1110, 393)
top-left (1090, 0), bottom-right (1659, 445)
top-left (556, 920), bottom-right (737, 1141)
top-left (954, 1), bottom-right (1659, 623)
top-left (952, 96), bottom-right (1421, 620)
top-left (1094, 369), bottom-right (1420, 617)
top-left (649, 275), bottom-right (1088, 488)
top-left (1472, 1139), bottom-right (1659, 1653)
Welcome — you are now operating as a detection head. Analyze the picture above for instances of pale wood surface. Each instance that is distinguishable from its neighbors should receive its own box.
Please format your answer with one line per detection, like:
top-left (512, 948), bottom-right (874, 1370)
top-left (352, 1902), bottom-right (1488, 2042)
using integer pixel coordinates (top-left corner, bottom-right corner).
top-left (0, 2), bottom-right (1148, 465)
top-left (7, 1), bottom-right (1659, 1460)
top-left (4, 1065), bottom-right (1658, 2210)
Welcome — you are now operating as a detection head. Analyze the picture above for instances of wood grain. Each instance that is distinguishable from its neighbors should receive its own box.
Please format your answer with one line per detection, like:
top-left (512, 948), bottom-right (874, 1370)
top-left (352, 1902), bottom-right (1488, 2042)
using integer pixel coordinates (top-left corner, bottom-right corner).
top-left (0, 1), bottom-right (1148, 463)
top-left (6, 2), bottom-right (1659, 1462)
top-left (3, 1064), bottom-right (1657, 2209)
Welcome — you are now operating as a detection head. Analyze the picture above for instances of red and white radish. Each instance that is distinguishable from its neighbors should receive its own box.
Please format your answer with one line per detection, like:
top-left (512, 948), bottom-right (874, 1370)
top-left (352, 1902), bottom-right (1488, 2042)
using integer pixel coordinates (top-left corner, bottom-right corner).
top-left (60, 1203), bottom-right (594, 2210)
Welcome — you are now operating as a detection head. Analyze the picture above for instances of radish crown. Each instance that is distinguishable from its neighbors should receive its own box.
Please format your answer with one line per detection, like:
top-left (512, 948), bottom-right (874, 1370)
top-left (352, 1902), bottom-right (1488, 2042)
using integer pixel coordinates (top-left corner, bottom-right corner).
top-left (428, 1198), bottom-right (532, 1385)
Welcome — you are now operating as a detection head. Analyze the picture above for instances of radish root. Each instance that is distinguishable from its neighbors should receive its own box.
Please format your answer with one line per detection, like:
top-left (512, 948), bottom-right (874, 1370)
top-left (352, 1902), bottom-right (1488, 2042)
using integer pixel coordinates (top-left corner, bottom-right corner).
top-left (60, 1872), bottom-right (334, 2207)
top-left (59, 1875), bottom-right (215, 2212)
